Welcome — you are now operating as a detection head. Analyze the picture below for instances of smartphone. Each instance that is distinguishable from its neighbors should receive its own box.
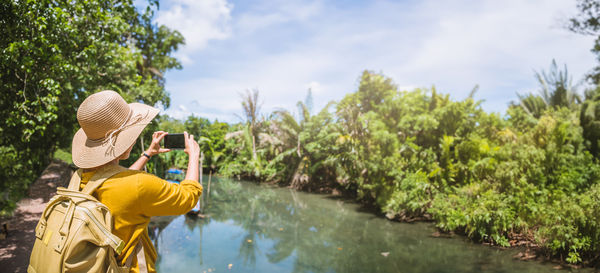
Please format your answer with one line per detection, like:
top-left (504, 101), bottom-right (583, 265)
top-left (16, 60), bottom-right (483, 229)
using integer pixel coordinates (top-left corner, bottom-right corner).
top-left (164, 133), bottom-right (186, 149)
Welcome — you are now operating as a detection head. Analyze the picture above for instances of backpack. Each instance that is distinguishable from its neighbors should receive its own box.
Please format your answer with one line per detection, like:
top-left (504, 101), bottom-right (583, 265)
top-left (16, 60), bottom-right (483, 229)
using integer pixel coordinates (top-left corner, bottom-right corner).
top-left (28, 164), bottom-right (147, 273)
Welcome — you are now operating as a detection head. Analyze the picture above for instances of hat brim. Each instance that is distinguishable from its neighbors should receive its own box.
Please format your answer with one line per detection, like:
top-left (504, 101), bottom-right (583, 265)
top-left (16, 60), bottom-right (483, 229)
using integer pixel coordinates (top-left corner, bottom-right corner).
top-left (72, 103), bottom-right (159, 168)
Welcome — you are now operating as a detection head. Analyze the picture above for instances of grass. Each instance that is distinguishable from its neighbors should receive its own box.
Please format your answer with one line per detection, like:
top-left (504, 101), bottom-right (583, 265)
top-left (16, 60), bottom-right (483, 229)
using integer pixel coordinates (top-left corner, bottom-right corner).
top-left (54, 148), bottom-right (72, 164)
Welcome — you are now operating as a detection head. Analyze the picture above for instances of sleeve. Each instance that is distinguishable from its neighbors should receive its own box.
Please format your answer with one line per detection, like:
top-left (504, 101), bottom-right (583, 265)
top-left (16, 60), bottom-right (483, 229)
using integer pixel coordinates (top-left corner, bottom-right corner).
top-left (136, 173), bottom-right (203, 216)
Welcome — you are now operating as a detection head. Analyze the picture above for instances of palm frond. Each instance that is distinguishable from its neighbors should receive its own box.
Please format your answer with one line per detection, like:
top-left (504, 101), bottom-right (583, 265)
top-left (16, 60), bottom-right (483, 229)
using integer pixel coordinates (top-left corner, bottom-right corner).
top-left (258, 133), bottom-right (282, 146)
top-left (225, 130), bottom-right (244, 140)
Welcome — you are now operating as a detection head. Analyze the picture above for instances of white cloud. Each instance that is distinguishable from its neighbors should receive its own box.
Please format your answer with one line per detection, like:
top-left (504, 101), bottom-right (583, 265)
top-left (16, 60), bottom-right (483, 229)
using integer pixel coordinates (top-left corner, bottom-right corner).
top-left (164, 78), bottom-right (249, 122)
top-left (156, 0), bottom-right (233, 64)
top-left (235, 0), bottom-right (323, 34)
top-left (162, 0), bottom-right (597, 122)
top-left (390, 0), bottom-right (595, 109)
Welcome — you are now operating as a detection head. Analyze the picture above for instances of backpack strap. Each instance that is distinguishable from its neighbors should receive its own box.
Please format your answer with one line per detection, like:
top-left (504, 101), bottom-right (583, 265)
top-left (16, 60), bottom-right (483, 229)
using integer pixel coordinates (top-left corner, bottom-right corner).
top-left (80, 164), bottom-right (127, 195)
top-left (50, 164), bottom-right (127, 253)
top-left (67, 164), bottom-right (126, 194)
top-left (125, 240), bottom-right (148, 273)
top-left (67, 169), bottom-right (83, 191)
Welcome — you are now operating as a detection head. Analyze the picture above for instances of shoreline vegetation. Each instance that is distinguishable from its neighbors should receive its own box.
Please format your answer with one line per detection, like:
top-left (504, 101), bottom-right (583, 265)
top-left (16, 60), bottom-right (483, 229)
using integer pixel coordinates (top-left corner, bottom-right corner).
top-left (144, 70), bottom-right (600, 268)
top-left (2, 0), bottom-right (600, 270)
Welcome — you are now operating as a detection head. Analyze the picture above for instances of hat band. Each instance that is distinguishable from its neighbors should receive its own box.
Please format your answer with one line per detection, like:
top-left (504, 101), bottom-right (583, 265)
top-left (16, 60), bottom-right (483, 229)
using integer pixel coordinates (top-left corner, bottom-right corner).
top-left (87, 109), bottom-right (150, 157)
top-left (104, 109), bottom-right (150, 156)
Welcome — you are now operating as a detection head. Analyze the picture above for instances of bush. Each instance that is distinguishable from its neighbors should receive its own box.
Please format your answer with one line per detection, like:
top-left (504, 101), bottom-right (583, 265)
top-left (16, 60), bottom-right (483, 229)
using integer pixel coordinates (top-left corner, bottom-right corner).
top-left (218, 70), bottom-right (600, 265)
top-left (0, 146), bottom-right (36, 216)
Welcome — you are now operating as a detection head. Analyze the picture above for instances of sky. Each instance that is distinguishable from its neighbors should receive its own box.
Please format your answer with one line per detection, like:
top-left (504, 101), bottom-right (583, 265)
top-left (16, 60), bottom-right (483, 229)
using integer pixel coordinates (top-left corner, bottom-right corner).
top-left (149, 0), bottom-right (597, 123)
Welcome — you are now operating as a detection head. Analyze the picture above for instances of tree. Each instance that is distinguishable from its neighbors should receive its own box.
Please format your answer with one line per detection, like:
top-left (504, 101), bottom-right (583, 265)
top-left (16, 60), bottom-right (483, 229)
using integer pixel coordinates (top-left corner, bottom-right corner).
top-left (270, 98), bottom-right (337, 189)
top-left (0, 0), bottom-right (183, 213)
top-left (184, 115), bottom-right (229, 171)
top-left (517, 60), bottom-right (580, 117)
top-left (214, 69), bottom-right (600, 264)
top-left (235, 89), bottom-right (263, 160)
top-left (569, 0), bottom-right (600, 83)
top-left (534, 60), bottom-right (580, 109)
top-left (581, 87), bottom-right (600, 157)
top-left (271, 101), bottom-right (310, 188)
top-left (515, 93), bottom-right (547, 118)
top-left (569, 0), bottom-right (600, 159)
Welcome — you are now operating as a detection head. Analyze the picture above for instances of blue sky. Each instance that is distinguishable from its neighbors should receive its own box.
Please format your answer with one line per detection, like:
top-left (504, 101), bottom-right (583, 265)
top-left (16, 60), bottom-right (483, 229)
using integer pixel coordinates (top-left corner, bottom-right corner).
top-left (151, 0), bottom-right (596, 122)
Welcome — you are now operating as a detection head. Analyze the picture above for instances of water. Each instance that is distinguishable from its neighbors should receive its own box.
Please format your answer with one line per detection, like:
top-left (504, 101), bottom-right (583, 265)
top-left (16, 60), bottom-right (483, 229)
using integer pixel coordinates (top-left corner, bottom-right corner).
top-left (150, 177), bottom-right (589, 273)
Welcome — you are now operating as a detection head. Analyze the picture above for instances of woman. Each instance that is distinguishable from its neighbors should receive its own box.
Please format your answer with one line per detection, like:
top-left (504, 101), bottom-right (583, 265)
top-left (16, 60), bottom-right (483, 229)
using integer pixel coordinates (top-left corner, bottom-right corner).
top-left (72, 90), bottom-right (202, 272)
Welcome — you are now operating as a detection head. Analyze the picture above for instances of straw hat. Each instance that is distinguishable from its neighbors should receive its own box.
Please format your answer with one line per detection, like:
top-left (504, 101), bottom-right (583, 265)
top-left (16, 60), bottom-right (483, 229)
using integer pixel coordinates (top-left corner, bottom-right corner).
top-left (72, 90), bottom-right (159, 168)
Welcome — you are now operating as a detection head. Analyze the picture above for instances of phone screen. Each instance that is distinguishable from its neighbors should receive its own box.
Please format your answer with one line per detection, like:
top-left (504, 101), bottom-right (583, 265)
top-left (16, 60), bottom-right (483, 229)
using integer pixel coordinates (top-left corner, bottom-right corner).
top-left (164, 133), bottom-right (185, 149)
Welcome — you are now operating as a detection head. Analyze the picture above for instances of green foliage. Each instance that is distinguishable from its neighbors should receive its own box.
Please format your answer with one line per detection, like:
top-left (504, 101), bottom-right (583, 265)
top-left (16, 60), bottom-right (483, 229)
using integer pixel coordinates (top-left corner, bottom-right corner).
top-left (580, 87), bottom-right (600, 157)
top-left (217, 70), bottom-right (600, 265)
top-left (431, 190), bottom-right (516, 247)
top-left (534, 60), bottom-right (580, 109)
top-left (186, 116), bottom-right (229, 171)
top-left (0, 146), bottom-right (34, 215)
top-left (515, 60), bottom-right (580, 120)
top-left (132, 115), bottom-right (231, 178)
top-left (515, 94), bottom-right (547, 118)
top-left (569, 0), bottom-right (600, 84)
top-left (0, 0), bottom-right (183, 211)
top-left (1, 0), bottom-right (599, 264)
top-left (219, 123), bottom-right (278, 181)
top-left (53, 148), bottom-right (72, 164)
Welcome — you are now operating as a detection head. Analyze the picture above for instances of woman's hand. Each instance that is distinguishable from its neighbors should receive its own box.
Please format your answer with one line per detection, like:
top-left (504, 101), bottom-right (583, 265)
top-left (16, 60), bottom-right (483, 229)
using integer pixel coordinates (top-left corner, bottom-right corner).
top-left (145, 131), bottom-right (171, 157)
top-left (130, 131), bottom-right (170, 171)
top-left (183, 131), bottom-right (200, 159)
top-left (183, 131), bottom-right (201, 182)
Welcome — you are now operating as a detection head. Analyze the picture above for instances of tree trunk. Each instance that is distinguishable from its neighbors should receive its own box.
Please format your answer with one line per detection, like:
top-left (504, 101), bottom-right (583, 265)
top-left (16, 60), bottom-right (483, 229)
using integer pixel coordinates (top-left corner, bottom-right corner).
top-left (252, 134), bottom-right (257, 160)
top-left (297, 135), bottom-right (301, 157)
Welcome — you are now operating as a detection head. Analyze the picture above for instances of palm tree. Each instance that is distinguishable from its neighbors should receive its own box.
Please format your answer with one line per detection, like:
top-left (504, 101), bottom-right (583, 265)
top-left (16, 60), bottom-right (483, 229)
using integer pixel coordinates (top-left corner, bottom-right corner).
top-left (517, 60), bottom-right (581, 117)
top-left (271, 93), bottom-right (336, 188)
top-left (238, 89), bottom-right (262, 160)
top-left (271, 101), bottom-right (309, 188)
top-left (535, 59), bottom-right (581, 108)
top-left (516, 93), bottom-right (547, 118)
top-left (224, 89), bottom-right (278, 179)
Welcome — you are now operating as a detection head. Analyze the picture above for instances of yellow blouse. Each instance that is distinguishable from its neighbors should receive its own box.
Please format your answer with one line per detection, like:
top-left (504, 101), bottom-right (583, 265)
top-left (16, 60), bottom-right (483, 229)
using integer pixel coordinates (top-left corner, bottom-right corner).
top-left (80, 169), bottom-right (202, 273)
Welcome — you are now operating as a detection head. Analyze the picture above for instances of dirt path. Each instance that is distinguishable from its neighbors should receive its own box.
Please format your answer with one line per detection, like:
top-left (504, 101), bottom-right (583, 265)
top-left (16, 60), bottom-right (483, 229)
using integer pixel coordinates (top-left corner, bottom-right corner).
top-left (0, 160), bottom-right (73, 273)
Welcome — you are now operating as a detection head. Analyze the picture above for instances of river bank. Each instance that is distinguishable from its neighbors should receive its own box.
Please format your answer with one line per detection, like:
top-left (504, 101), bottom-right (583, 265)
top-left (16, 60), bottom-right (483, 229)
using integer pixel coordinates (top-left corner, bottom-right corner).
top-left (0, 160), bottom-right (596, 272)
top-left (155, 176), bottom-right (592, 273)
top-left (260, 176), bottom-right (598, 270)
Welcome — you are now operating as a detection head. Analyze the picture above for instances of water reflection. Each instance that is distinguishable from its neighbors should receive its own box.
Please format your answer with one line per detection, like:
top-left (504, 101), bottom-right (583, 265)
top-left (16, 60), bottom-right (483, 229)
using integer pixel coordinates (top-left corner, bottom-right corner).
top-left (151, 177), bottom-right (589, 273)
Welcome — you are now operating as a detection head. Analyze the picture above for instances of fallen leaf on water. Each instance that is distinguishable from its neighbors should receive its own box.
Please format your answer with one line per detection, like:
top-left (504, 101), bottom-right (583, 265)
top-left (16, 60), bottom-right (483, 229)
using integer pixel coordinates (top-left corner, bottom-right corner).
top-left (228, 264), bottom-right (233, 269)
top-left (337, 247), bottom-right (343, 250)
top-left (247, 239), bottom-right (253, 243)
top-left (208, 269), bottom-right (212, 272)
top-left (279, 228), bottom-right (284, 231)
top-left (381, 252), bottom-right (389, 257)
